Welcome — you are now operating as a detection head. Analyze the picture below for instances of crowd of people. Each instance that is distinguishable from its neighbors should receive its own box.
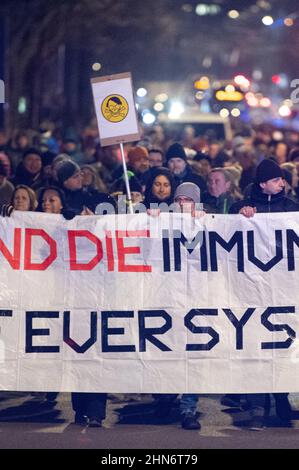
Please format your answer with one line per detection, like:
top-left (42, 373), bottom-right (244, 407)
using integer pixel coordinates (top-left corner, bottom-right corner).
top-left (0, 121), bottom-right (299, 429)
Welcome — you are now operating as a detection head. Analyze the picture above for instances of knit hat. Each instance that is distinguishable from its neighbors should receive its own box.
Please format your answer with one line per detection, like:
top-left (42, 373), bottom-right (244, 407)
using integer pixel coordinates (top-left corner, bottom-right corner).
top-left (174, 182), bottom-right (201, 203)
top-left (193, 152), bottom-right (212, 164)
top-left (127, 146), bottom-right (149, 164)
top-left (57, 160), bottom-right (80, 185)
top-left (255, 159), bottom-right (283, 184)
top-left (22, 147), bottom-right (42, 159)
top-left (165, 143), bottom-right (187, 163)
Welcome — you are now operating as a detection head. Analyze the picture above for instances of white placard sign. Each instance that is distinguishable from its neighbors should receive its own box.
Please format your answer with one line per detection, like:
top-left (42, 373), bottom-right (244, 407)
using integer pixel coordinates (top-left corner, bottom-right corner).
top-left (91, 72), bottom-right (140, 146)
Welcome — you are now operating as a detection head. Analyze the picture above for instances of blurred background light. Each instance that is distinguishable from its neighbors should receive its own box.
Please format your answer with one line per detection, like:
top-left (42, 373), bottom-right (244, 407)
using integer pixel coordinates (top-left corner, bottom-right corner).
top-left (142, 112), bottom-right (156, 124)
top-left (262, 16), bottom-right (274, 26)
top-left (168, 101), bottom-right (185, 119)
top-left (155, 93), bottom-right (168, 102)
top-left (219, 108), bottom-right (229, 118)
top-left (153, 102), bottom-right (164, 112)
top-left (92, 62), bottom-right (101, 71)
top-left (137, 87), bottom-right (147, 97)
top-left (227, 10), bottom-right (239, 19)
top-left (278, 105), bottom-right (291, 117)
top-left (231, 108), bottom-right (241, 117)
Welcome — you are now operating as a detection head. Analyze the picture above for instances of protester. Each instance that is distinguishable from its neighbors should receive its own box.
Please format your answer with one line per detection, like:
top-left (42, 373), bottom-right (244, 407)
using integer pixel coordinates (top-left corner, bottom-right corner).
top-left (271, 140), bottom-right (289, 165)
top-left (230, 159), bottom-right (299, 215)
top-left (127, 145), bottom-right (150, 187)
top-left (202, 168), bottom-right (237, 214)
top-left (230, 158), bottom-right (299, 423)
top-left (234, 145), bottom-right (257, 193)
top-left (166, 142), bottom-right (206, 193)
top-left (191, 152), bottom-right (212, 180)
top-left (111, 172), bottom-right (144, 208)
top-left (143, 167), bottom-right (175, 209)
top-left (81, 164), bottom-right (107, 194)
top-left (208, 141), bottom-right (230, 167)
top-left (11, 185), bottom-right (38, 212)
top-left (148, 148), bottom-right (164, 168)
top-left (280, 163), bottom-right (298, 201)
top-left (56, 159), bottom-right (113, 215)
top-left (12, 148), bottom-right (45, 190)
top-left (37, 186), bottom-right (67, 214)
top-left (152, 182), bottom-right (204, 430)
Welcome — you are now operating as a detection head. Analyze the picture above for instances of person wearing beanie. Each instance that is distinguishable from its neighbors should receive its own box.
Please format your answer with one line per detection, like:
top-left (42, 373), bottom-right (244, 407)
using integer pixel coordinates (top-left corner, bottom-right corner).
top-left (230, 158), bottom-right (299, 215)
top-left (166, 142), bottom-right (206, 194)
top-left (111, 172), bottom-right (144, 207)
top-left (56, 159), bottom-right (114, 215)
top-left (174, 182), bottom-right (201, 204)
top-left (255, 158), bottom-right (284, 184)
top-left (127, 145), bottom-right (150, 187)
top-left (165, 142), bottom-right (187, 164)
top-left (173, 182), bottom-right (205, 221)
top-left (127, 145), bottom-right (149, 175)
top-left (112, 145), bottom-right (150, 189)
top-left (12, 147), bottom-right (45, 191)
top-left (229, 157), bottom-right (299, 424)
top-left (57, 160), bottom-right (81, 187)
top-left (149, 177), bottom-right (203, 430)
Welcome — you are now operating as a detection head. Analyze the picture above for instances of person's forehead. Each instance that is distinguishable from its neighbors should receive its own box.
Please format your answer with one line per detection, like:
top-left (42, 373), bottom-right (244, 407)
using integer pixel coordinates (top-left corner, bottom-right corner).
top-left (66, 171), bottom-right (81, 181)
top-left (155, 174), bottom-right (169, 182)
top-left (265, 177), bottom-right (282, 183)
top-left (44, 189), bottom-right (59, 198)
top-left (209, 171), bottom-right (224, 180)
top-left (25, 153), bottom-right (40, 159)
top-left (176, 195), bottom-right (193, 201)
top-left (150, 152), bottom-right (162, 157)
top-left (16, 188), bottom-right (28, 196)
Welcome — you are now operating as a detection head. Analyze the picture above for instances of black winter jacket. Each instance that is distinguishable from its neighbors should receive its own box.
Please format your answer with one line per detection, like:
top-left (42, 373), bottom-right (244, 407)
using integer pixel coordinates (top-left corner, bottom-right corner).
top-left (229, 184), bottom-right (299, 214)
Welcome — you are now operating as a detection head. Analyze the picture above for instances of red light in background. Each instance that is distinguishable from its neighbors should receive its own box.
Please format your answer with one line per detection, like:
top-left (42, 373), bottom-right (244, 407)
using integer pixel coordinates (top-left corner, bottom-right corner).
top-left (271, 75), bottom-right (281, 85)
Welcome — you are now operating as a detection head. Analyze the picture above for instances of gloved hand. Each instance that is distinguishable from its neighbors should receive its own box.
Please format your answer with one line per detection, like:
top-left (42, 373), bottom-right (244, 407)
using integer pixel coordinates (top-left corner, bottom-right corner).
top-left (0, 204), bottom-right (14, 217)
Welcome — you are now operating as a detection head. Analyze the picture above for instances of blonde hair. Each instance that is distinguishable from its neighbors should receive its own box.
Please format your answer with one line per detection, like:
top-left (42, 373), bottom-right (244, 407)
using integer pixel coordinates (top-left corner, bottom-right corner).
top-left (12, 185), bottom-right (38, 211)
top-left (81, 164), bottom-right (107, 193)
top-left (280, 162), bottom-right (296, 172)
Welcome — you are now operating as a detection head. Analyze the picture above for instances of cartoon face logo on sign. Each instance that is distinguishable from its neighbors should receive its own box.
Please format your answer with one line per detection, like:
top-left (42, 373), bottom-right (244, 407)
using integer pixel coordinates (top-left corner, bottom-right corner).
top-left (101, 94), bottom-right (129, 123)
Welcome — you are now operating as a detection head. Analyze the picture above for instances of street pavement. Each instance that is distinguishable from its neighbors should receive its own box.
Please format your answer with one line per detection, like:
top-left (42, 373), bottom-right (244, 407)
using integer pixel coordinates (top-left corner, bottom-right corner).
top-left (0, 392), bottom-right (299, 449)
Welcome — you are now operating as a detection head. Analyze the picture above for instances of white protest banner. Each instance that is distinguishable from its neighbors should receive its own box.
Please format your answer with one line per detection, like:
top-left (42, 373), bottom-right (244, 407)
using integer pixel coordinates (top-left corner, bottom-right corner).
top-left (91, 72), bottom-right (140, 147)
top-left (0, 211), bottom-right (299, 393)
